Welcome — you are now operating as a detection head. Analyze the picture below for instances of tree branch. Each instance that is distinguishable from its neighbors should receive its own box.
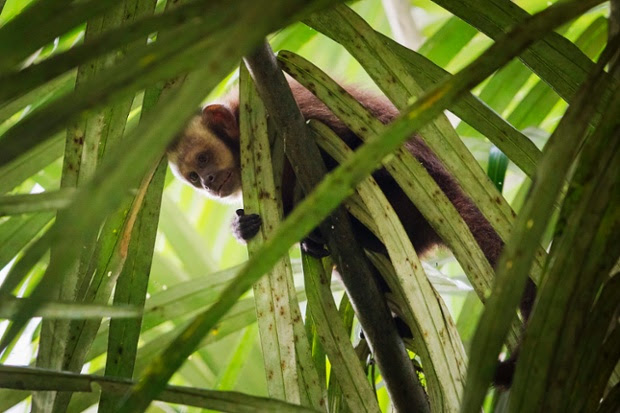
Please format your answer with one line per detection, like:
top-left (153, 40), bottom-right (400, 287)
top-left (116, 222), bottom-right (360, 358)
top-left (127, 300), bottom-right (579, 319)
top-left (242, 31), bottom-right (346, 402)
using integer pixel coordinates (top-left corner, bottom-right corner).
top-left (243, 40), bottom-right (429, 413)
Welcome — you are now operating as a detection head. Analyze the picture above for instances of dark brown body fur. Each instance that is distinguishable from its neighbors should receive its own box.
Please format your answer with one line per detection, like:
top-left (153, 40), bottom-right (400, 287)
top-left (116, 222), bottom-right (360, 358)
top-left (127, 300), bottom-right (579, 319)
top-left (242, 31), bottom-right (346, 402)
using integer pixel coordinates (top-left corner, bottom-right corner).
top-left (170, 81), bottom-right (535, 388)
top-left (229, 82), bottom-right (504, 267)
top-left (274, 83), bottom-right (534, 387)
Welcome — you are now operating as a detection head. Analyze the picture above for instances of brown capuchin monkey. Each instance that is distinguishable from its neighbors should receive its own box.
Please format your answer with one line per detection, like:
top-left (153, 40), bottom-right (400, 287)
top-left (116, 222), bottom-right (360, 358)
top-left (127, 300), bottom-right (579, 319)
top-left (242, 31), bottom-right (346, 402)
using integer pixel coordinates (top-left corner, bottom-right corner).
top-left (167, 80), bottom-right (536, 388)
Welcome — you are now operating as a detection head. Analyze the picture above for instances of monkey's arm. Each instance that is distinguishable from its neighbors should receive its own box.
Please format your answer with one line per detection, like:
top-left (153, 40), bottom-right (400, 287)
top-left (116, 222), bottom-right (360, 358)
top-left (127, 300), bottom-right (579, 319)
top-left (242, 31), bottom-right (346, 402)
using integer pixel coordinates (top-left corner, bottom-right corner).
top-left (232, 209), bottom-right (330, 257)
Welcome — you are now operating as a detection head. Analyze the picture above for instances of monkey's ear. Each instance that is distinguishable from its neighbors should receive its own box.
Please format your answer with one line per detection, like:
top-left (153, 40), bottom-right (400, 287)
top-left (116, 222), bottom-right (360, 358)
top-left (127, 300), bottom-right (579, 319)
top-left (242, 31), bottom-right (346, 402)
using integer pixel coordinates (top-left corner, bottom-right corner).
top-left (202, 104), bottom-right (239, 140)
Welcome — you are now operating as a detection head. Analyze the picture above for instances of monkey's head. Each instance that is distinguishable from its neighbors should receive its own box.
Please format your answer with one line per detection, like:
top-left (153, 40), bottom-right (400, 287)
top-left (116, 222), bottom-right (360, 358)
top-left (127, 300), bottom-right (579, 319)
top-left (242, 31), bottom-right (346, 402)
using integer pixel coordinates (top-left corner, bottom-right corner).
top-left (167, 104), bottom-right (241, 201)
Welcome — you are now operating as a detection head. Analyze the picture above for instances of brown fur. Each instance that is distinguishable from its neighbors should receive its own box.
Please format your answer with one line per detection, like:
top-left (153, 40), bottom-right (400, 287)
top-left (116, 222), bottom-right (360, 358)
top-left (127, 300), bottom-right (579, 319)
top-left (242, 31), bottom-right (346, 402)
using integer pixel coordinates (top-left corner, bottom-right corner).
top-left (168, 108), bottom-right (242, 201)
top-left (168, 80), bottom-right (535, 388)
top-left (167, 80), bottom-right (512, 271)
top-left (232, 82), bottom-right (503, 265)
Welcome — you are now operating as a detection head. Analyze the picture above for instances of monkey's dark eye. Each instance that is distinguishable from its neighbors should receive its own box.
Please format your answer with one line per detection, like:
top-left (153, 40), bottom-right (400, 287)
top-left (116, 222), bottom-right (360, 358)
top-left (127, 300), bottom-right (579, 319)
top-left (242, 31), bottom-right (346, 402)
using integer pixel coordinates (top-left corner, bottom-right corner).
top-left (196, 152), bottom-right (209, 165)
top-left (188, 172), bottom-right (200, 184)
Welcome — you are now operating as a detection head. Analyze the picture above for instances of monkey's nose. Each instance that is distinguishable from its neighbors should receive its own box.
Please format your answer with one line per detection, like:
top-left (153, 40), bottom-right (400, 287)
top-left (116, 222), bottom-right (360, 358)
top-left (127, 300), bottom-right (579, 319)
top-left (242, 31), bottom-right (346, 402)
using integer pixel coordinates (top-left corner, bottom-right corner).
top-left (200, 173), bottom-right (216, 189)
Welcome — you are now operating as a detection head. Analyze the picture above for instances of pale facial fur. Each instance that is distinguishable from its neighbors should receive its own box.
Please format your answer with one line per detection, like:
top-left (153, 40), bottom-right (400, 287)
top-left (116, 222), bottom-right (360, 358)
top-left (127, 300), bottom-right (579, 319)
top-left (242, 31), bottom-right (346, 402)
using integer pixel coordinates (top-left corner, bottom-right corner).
top-left (167, 114), bottom-right (241, 201)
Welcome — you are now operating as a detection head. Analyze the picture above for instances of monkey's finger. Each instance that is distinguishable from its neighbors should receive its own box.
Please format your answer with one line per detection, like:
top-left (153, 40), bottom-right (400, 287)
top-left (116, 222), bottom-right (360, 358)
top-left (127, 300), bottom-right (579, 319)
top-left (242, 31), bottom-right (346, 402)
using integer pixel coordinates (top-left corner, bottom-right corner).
top-left (240, 221), bottom-right (262, 234)
top-left (301, 238), bottom-right (330, 258)
top-left (239, 225), bottom-right (261, 240)
top-left (232, 214), bottom-right (262, 241)
top-left (240, 213), bottom-right (261, 224)
top-left (238, 215), bottom-right (261, 230)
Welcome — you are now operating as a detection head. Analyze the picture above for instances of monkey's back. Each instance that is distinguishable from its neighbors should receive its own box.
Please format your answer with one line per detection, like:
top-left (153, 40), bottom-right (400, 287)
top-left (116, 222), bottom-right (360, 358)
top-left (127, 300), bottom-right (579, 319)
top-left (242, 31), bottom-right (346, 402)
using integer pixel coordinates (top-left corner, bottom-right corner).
top-left (228, 81), bottom-right (502, 263)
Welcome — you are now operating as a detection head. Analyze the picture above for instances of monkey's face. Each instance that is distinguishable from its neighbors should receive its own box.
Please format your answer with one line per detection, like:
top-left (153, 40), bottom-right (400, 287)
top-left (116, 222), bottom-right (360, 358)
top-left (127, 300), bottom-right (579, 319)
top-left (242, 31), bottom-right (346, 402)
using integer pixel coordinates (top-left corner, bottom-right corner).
top-left (168, 105), bottom-right (241, 201)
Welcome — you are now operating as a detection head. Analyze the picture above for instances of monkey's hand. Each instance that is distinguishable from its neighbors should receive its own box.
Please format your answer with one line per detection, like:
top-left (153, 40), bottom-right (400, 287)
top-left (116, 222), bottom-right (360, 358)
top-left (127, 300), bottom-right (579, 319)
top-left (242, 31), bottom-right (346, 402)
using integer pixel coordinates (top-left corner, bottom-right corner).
top-left (233, 209), bottom-right (329, 257)
top-left (232, 209), bottom-right (262, 242)
top-left (300, 229), bottom-right (330, 258)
